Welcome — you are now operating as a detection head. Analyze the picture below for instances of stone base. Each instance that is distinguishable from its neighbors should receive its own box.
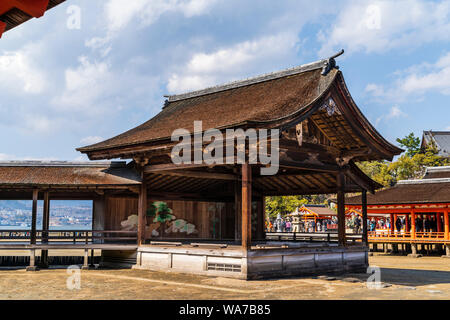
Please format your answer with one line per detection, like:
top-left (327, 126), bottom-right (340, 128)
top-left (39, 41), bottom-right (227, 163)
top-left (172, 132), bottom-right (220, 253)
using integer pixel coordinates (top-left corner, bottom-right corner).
top-left (26, 266), bottom-right (39, 272)
top-left (81, 266), bottom-right (90, 270)
top-left (134, 243), bottom-right (368, 280)
top-left (441, 255), bottom-right (450, 259)
top-left (407, 254), bottom-right (423, 258)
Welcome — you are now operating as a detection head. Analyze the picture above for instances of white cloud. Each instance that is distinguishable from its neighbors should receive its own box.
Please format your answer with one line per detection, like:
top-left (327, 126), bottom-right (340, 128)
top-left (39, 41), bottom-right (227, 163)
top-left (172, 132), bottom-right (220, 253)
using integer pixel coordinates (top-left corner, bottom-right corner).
top-left (167, 32), bottom-right (299, 93)
top-left (367, 52), bottom-right (450, 102)
top-left (52, 56), bottom-right (113, 113)
top-left (21, 114), bottom-right (62, 135)
top-left (80, 136), bottom-right (104, 145)
top-left (87, 0), bottom-right (218, 53)
top-left (0, 48), bottom-right (47, 94)
top-left (375, 106), bottom-right (407, 126)
top-left (319, 0), bottom-right (450, 56)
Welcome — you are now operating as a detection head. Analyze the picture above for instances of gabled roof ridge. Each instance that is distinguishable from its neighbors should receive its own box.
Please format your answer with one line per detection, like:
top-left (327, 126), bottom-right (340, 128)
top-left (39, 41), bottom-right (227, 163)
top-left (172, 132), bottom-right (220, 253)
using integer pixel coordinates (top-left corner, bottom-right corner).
top-left (0, 161), bottom-right (126, 168)
top-left (165, 59), bottom-right (328, 103)
top-left (397, 177), bottom-right (450, 185)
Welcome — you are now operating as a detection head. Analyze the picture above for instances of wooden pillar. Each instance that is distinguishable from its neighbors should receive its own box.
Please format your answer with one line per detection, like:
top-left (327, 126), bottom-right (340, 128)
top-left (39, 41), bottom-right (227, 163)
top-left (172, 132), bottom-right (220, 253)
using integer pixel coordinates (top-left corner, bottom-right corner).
top-left (444, 210), bottom-right (449, 240)
top-left (137, 181), bottom-right (147, 246)
top-left (234, 180), bottom-right (242, 241)
top-left (30, 189), bottom-right (38, 245)
top-left (361, 189), bottom-right (368, 245)
top-left (336, 172), bottom-right (346, 246)
top-left (241, 163), bottom-right (252, 250)
top-left (437, 213), bottom-right (442, 233)
top-left (411, 210), bottom-right (416, 239)
top-left (405, 213), bottom-right (410, 232)
top-left (40, 191), bottom-right (50, 268)
top-left (261, 196), bottom-right (266, 240)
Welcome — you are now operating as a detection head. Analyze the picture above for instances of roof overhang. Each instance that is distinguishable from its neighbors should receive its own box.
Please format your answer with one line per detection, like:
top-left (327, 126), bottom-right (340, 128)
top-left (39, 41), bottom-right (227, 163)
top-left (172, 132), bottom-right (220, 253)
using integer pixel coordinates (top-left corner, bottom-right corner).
top-left (0, 0), bottom-right (66, 38)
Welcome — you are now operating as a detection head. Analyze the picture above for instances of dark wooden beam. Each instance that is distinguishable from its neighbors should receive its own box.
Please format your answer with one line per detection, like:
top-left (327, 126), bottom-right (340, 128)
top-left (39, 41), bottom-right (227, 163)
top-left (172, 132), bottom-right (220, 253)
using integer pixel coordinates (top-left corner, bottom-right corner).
top-left (362, 189), bottom-right (368, 245)
top-left (158, 170), bottom-right (237, 181)
top-left (30, 189), bottom-right (38, 245)
top-left (241, 163), bottom-right (252, 250)
top-left (40, 191), bottom-right (50, 267)
top-left (144, 162), bottom-right (212, 173)
top-left (137, 181), bottom-right (147, 246)
top-left (337, 172), bottom-right (346, 246)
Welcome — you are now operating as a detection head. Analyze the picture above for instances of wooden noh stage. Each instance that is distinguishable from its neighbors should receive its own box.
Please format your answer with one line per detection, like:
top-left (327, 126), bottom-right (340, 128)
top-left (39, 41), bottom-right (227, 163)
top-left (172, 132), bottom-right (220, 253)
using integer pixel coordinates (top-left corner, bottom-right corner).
top-left (0, 0), bottom-right (65, 38)
top-left (346, 166), bottom-right (450, 258)
top-left (76, 53), bottom-right (402, 279)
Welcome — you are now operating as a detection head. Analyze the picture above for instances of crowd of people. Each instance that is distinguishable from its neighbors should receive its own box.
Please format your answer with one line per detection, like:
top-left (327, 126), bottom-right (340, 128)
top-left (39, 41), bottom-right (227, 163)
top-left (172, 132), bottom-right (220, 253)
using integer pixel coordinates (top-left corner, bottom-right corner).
top-left (266, 216), bottom-right (339, 233)
top-left (266, 214), bottom-right (443, 234)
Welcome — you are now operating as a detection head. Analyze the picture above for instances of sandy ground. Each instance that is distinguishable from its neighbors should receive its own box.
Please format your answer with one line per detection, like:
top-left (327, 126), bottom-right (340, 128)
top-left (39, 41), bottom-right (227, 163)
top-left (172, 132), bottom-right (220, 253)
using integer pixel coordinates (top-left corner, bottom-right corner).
top-left (0, 253), bottom-right (449, 300)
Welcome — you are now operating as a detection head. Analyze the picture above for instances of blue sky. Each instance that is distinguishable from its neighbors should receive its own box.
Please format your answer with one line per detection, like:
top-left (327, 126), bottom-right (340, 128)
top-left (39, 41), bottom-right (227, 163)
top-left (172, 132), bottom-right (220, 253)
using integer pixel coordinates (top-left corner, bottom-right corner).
top-left (0, 0), bottom-right (450, 161)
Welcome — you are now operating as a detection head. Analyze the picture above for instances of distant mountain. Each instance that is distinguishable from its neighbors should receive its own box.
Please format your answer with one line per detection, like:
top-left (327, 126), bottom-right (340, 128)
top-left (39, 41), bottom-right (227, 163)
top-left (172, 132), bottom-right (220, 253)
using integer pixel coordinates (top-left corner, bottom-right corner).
top-left (0, 200), bottom-right (92, 210)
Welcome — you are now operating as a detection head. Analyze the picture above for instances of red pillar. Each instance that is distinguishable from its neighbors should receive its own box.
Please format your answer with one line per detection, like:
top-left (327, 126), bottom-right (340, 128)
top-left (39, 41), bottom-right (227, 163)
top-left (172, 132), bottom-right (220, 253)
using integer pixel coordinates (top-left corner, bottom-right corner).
top-left (444, 210), bottom-right (449, 240)
top-left (405, 214), bottom-right (410, 232)
top-left (390, 213), bottom-right (394, 234)
top-left (437, 213), bottom-right (442, 233)
top-left (411, 210), bottom-right (416, 239)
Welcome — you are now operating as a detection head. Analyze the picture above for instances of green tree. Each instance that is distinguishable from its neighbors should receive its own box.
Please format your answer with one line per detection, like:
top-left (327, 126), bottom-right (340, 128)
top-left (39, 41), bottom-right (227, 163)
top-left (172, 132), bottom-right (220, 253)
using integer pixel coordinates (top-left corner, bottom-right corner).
top-left (396, 132), bottom-right (421, 157)
top-left (265, 196), bottom-right (307, 219)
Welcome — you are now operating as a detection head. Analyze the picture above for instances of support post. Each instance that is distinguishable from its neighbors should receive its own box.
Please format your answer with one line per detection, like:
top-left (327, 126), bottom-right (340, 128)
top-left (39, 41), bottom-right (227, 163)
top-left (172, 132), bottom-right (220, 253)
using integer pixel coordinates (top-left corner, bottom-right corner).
top-left (411, 209), bottom-right (416, 240)
top-left (26, 249), bottom-right (38, 272)
top-left (444, 210), bottom-right (449, 241)
top-left (241, 163), bottom-right (252, 250)
top-left (82, 249), bottom-right (89, 270)
top-left (361, 189), bottom-right (368, 245)
top-left (40, 191), bottom-right (50, 268)
top-left (30, 189), bottom-right (38, 245)
top-left (389, 213), bottom-right (394, 234)
top-left (405, 213), bottom-right (410, 233)
top-left (437, 213), bottom-right (442, 233)
top-left (234, 179), bottom-right (242, 241)
top-left (261, 196), bottom-right (266, 240)
top-left (337, 172), bottom-right (346, 246)
top-left (137, 181), bottom-right (147, 246)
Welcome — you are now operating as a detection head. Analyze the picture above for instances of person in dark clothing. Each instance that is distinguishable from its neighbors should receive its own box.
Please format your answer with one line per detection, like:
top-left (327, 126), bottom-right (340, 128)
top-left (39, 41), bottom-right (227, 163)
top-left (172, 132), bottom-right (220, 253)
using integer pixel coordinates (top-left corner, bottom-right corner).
top-left (416, 217), bottom-right (422, 232)
top-left (424, 217), bottom-right (430, 233)
top-left (395, 217), bottom-right (402, 232)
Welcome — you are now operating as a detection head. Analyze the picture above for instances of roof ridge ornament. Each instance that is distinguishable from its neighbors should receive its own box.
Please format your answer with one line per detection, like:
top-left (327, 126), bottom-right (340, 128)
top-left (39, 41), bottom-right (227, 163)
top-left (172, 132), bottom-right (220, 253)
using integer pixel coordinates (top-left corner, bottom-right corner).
top-left (321, 49), bottom-right (345, 76)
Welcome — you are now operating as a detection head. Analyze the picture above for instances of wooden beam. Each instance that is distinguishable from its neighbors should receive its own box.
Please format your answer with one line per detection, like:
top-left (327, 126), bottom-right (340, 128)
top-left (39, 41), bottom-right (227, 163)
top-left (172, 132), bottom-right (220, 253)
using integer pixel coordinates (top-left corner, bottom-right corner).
top-left (137, 181), bottom-right (147, 246)
top-left (144, 162), bottom-right (212, 173)
top-left (361, 189), bottom-right (368, 245)
top-left (234, 180), bottom-right (241, 241)
top-left (30, 189), bottom-right (38, 245)
top-left (158, 170), bottom-right (237, 181)
top-left (337, 172), bottom-right (346, 246)
top-left (411, 209), bottom-right (416, 239)
top-left (241, 163), bottom-right (252, 250)
top-left (40, 191), bottom-right (50, 267)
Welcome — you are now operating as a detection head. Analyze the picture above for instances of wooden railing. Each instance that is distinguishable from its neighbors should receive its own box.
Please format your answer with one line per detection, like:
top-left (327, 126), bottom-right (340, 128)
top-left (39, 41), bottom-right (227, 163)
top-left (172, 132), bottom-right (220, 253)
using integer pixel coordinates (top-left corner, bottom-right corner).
top-left (0, 230), bottom-right (137, 244)
top-left (368, 231), bottom-right (448, 243)
top-left (265, 232), bottom-right (363, 243)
